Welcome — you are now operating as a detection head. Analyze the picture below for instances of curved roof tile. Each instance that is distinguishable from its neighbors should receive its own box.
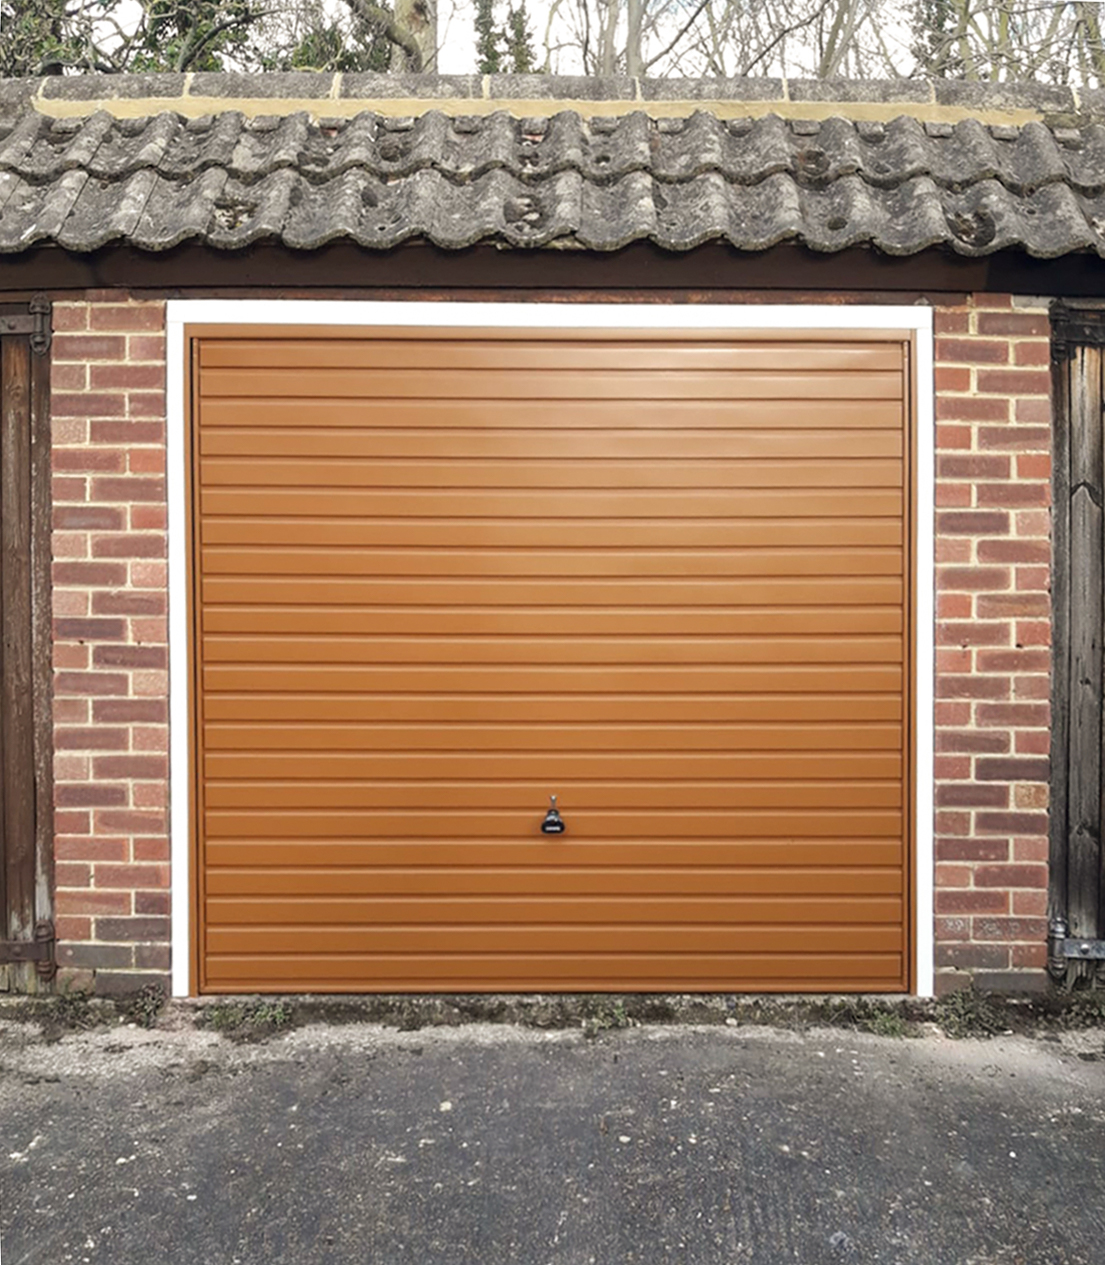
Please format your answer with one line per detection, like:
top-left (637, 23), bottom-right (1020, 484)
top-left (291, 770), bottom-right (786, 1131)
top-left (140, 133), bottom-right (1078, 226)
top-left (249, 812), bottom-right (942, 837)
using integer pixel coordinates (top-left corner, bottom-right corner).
top-left (1, 75), bottom-right (1104, 256)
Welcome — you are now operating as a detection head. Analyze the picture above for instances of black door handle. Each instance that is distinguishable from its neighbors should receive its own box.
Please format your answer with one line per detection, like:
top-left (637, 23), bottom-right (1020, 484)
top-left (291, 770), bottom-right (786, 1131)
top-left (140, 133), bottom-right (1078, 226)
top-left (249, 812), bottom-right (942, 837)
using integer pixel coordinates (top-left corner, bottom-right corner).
top-left (541, 795), bottom-right (565, 834)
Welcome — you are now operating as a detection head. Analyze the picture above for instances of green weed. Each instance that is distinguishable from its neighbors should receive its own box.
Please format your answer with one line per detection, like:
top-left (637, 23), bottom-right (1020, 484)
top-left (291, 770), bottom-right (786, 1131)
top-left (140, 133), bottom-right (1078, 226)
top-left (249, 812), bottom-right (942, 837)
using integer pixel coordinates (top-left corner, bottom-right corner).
top-left (580, 998), bottom-right (634, 1039)
top-left (1055, 989), bottom-right (1105, 1030)
top-left (813, 997), bottom-right (916, 1038)
top-left (121, 982), bottom-right (165, 1029)
top-left (199, 998), bottom-right (295, 1042)
top-left (932, 987), bottom-right (1006, 1040)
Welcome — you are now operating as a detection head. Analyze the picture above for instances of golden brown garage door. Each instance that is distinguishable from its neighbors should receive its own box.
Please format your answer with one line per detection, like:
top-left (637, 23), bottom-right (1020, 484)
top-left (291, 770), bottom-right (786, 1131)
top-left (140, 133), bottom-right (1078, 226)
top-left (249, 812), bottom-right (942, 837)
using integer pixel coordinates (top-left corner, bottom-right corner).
top-left (190, 324), bottom-right (914, 993)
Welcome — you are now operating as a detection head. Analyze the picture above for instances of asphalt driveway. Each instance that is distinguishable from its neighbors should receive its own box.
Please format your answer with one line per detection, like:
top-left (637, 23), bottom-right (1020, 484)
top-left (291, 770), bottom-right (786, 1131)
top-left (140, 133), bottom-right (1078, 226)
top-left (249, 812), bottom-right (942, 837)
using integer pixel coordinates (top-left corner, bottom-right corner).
top-left (1, 1010), bottom-right (1104, 1264)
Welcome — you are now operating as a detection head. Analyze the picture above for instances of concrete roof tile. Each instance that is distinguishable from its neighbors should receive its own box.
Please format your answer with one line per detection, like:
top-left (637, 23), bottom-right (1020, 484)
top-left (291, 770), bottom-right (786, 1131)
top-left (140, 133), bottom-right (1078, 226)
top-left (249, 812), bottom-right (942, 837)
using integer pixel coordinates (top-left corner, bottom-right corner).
top-left (934, 79), bottom-right (1076, 114)
top-left (3, 74), bottom-right (1105, 259)
top-left (638, 77), bottom-right (783, 102)
top-left (188, 71), bottom-right (332, 100)
top-left (339, 73), bottom-right (480, 100)
top-left (129, 167), bottom-right (228, 251)
top-left (488, 74), bottom-right (636, 101)
top-left (0, 169), bottom-right (87, 249)
top-left (39, 72), bottom-right (186, 101)
top-left (54, 168), bottom-right (158, 250)
top-left (789, 78), bottom-right (932, 104)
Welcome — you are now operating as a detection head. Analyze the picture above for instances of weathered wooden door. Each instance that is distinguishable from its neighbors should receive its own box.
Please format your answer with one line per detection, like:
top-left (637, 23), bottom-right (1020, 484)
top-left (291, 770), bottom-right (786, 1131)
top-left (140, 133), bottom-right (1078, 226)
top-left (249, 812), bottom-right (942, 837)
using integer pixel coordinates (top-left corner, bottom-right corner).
top-left (0, 296), bottom-right (54, 991)
top-left (1050, 303), bottom-right (1105, 984)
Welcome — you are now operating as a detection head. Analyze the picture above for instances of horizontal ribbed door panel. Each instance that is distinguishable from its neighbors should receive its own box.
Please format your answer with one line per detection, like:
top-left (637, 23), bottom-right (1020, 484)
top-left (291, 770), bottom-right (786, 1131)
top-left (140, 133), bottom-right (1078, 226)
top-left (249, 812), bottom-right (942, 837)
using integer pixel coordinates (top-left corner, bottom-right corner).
top-left (190, 327), bottom-right (913, 993)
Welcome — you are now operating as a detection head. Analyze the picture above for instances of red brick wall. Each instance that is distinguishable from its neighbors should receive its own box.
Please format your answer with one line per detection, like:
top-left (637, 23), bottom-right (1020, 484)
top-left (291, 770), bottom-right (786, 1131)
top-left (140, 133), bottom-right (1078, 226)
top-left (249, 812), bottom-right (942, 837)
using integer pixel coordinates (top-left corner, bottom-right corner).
top-left (933, 294), bottom-right (1052, 992)
top-left (44, 291), bottom-right (1054, 995)
top-left (50, 293), bottom-right (170, 995)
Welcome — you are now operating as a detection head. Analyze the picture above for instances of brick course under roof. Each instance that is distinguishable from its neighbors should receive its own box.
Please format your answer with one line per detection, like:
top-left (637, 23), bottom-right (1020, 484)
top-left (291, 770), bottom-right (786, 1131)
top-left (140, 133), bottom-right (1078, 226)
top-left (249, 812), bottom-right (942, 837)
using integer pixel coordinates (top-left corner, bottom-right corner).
top-left (3, 73), bottom-right (1105, 256)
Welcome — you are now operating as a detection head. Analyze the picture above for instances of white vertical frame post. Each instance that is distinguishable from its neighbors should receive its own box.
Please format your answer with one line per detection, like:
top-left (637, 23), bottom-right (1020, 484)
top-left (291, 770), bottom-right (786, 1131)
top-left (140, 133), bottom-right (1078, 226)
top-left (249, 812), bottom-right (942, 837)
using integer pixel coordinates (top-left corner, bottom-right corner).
top-left (912, 312), bottom-right (936, 998)
top-left (166, 309), bottom-right (191, 998)
top-left (166, 300), bottom-right (936, 998)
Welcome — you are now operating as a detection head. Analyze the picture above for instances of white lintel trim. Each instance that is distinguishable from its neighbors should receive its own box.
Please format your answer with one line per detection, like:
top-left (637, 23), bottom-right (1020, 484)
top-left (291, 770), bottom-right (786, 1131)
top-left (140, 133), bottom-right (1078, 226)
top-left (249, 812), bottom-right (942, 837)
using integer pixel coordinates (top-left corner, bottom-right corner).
top-left (166, 299), bottom-right (936, 999)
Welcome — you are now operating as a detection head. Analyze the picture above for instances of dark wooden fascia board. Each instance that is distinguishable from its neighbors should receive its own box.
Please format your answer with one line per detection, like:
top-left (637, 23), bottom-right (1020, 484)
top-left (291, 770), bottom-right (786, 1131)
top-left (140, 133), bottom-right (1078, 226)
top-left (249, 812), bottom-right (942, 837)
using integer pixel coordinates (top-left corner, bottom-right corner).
top-left (1, 240), bottom-right (1105, 299)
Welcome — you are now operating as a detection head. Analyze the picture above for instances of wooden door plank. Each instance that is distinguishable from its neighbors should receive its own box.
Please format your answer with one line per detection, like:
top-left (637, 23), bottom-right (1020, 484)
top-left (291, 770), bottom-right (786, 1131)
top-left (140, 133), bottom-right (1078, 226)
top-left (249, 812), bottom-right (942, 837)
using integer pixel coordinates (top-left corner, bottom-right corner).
top-left (203, 807), bottom-right (905, 840)
top-left (1050, 337), bottom-right (1072, 934)
top-left (199, 365), bottom-right (906, 401)
top-left (206, 839), bottom-right (907, 868)
top-left (203, 719), bottom-right (904, 749)
top-left (0, 343), bottom-right (6, 940)
top-left (205, 866), bottom-right (905, 897)
top-left (199, 457), bottom-right (906, 492)
top-left (1067, 345), bottom-right (1104, 940)
top-left (201, 427), bottom-right (905, 461)
top-left (29, 332), bottom-right (53, 949)
top-left (0, 336), bottom-right (35, 946)
top-left (199, 338), bottom-right (906, 374)
top-left (202, 606), bottom-right (904, 637)
top-left (201, 520), bottom-right (906, 550)
top-left (200, 633), bottom-right (904, 667)
top-left (205, 750), bottom-right (904, 780)
top-left (199, 548), bottom-right (905, 581)
top-left (201, 952), bottom-right (906, 988)
top-left (199, 397), bottom-right (905, 431)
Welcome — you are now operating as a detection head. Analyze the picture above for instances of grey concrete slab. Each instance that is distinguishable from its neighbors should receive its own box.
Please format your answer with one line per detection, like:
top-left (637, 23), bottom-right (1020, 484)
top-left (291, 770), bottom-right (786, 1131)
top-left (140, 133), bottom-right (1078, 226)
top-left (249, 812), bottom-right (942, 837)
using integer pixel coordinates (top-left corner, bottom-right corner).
top-left (1, 1019), bottom-right (1103, 1264)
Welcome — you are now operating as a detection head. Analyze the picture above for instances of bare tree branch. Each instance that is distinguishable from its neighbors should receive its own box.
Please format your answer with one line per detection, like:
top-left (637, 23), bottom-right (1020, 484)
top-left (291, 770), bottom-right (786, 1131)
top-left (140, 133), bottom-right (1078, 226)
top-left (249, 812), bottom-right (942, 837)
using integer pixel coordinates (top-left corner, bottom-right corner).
top-left (641, 0), bottom-right (712, 72)
top-left (345, 0), bottom-right (424, 67)
top-left (739, 0), bottom-right (838, 76)
top-left (176, 11), bottom-right (271, 71)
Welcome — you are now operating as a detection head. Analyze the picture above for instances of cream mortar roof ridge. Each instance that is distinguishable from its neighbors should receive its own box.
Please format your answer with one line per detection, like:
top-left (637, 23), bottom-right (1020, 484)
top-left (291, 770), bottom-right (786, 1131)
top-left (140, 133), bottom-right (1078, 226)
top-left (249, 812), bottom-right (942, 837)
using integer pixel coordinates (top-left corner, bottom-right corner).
top-left (33, 94), bottom-right (1051, 126)
top-left (17, 71), bottom-right (1089, 127)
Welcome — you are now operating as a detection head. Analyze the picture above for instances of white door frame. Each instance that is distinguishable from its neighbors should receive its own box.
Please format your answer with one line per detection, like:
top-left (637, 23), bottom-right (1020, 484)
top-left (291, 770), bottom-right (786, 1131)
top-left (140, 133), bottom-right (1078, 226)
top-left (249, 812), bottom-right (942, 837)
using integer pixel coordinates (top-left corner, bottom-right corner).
top-left (166, 299), bottom-right (936, 997)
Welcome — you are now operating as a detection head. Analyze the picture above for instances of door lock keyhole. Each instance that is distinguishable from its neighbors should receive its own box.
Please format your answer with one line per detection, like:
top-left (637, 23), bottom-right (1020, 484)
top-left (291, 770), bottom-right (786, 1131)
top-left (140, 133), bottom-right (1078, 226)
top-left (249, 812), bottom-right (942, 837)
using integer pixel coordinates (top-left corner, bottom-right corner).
top-left (541, 795), bottom-right (566, 835)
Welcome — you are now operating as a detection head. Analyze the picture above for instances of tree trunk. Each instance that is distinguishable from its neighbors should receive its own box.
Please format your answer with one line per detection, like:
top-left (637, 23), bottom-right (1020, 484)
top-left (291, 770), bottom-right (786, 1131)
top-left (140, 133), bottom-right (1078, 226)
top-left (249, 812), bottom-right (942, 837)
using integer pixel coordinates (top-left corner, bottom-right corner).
top-left (599, 0), bottom-right (617, 74)
top-left (390, 0), bottom-right (437, 70)
top-left (1077, 2), bottom-right (1105, 83)
top-left (626, 0), bottom-right (642, 75)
